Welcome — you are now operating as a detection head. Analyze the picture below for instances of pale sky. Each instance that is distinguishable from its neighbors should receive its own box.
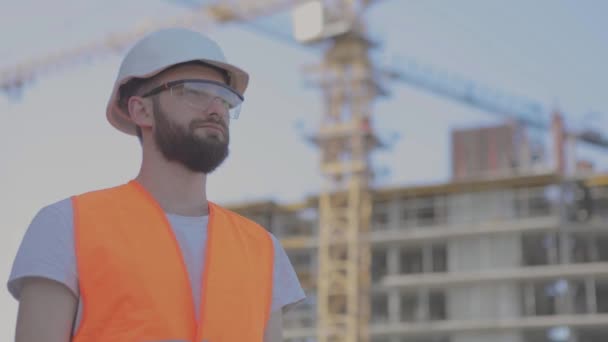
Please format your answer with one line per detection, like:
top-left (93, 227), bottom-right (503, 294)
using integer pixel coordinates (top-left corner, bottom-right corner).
top-left (1, 0), bottom-right (607, 339)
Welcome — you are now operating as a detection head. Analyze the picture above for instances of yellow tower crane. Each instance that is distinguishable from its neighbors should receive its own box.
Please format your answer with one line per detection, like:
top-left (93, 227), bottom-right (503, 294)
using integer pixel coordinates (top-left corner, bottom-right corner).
top-left (292, 1), bottom-right (382, 341)
top-left (313, 30), bottom-right (377, 342)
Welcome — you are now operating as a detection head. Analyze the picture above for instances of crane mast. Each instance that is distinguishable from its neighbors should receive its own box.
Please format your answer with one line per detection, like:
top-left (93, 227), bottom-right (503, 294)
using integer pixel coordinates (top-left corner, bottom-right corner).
top-left (310, 4), bottom-right (381, 340)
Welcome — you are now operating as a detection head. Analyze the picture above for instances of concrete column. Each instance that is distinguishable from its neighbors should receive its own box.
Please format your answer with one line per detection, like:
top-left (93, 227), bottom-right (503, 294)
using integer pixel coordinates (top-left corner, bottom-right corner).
top-left (416, 289), bottom-right (429, 321)
top-left (586, 277), bottom-right (597, 314)
top-left (388, 290), bottom-right (401, 324)
top-left (422, 244), bottom-right (433, 272)
top-left (387, 246), bottom-right (400, 275)
top-left (523, 282), bottom-right (536, 316)
top-left (387, 246), bottom-right (402, 324)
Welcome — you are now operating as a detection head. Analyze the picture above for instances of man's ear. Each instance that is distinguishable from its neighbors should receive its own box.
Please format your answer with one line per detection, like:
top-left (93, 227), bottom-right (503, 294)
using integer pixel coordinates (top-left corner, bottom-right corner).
top-left (128, 96), bottom-right (154, 130)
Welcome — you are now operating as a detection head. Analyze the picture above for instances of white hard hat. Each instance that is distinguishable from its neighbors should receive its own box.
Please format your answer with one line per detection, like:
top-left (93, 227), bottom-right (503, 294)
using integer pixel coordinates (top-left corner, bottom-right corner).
top-left (106, 27), bottom-right (249, 136)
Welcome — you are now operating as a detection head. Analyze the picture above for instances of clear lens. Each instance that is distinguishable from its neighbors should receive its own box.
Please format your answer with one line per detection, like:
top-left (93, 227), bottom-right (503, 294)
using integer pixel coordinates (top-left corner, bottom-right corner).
top-left (170, 81), bottom-right (243, 119)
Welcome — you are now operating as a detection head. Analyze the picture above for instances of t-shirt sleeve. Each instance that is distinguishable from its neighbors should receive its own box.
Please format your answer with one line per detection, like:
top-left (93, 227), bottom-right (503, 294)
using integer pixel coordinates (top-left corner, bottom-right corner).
top-left (270, 234), bottom-right (306, 313)
top-left (7, 199), bottom-right (79, 300)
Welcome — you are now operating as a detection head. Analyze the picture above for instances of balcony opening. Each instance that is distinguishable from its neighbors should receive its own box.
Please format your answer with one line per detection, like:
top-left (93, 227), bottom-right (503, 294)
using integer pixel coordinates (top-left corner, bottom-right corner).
top-left (596, 280), bottom-right (608, 313)
top-left (429, 291), bottom-right (447, 321)
top-left (372, 248), bottom-right (388, 283)
top-left (371, 292), bottom-right (389, 323)
top-left (400, 248), bottom-right (423, 274)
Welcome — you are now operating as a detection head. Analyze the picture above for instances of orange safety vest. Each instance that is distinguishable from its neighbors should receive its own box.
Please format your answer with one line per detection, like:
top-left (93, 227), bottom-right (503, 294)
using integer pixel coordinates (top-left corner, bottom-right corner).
top-left (71, 180), bottom-right (274, 342)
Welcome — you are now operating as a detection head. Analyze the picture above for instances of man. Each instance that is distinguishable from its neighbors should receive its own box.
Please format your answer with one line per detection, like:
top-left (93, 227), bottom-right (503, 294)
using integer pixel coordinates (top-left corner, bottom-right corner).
top-left (8, 27), bottom-right (305, 342)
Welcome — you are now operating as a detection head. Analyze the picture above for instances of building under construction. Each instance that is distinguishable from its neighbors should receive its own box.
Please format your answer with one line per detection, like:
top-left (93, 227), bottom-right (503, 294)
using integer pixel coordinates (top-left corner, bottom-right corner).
top-left (230, 169), bottom-right (608, 342)
top-left (228, 120), bottom-right (608, 342)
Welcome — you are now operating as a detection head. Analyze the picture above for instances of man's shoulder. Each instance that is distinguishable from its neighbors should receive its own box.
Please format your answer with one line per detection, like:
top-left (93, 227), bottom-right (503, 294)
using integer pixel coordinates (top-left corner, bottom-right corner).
top-left (36, 197), bottom-right (74, 221)
top-left (35, 183), bottom-right (131, 219)
top-left (33, 183), bottom-right (124, 221)
top-left (73, 182), bottom-right (131, 199)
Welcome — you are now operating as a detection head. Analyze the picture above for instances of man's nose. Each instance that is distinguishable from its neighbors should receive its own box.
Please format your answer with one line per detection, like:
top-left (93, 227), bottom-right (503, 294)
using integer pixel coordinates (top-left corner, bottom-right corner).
top-left (205, 97), bottom-right (228, 116)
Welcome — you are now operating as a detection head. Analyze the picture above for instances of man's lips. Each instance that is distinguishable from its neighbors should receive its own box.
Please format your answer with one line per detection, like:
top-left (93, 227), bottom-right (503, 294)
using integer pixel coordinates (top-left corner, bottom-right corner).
top-left (195, 123), bottom-right (225, 134)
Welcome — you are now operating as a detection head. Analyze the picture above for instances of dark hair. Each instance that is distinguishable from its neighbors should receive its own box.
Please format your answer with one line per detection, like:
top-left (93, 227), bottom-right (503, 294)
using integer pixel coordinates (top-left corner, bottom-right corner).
top-left (117, 61), bottom-right (231, 141)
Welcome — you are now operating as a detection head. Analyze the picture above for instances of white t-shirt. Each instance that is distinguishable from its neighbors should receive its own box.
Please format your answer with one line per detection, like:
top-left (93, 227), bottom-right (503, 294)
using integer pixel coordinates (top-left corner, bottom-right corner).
top-left (8, 198), bottom-right (306, 333)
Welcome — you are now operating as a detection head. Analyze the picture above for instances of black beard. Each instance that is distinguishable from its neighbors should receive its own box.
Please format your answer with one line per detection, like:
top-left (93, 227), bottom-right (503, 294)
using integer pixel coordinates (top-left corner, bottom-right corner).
top-left (152, 100), bottom-right (229, 174)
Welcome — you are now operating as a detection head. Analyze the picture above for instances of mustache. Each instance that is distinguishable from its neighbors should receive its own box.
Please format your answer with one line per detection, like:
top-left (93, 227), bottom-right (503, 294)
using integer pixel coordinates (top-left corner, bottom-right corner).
top-left (189, 118), bottom-right (228, 132)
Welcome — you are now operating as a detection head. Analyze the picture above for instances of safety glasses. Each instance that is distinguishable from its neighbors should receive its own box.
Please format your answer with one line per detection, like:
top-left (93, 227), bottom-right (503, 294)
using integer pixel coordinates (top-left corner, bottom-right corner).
top-left (141, 79), bottom-right (244, 119)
